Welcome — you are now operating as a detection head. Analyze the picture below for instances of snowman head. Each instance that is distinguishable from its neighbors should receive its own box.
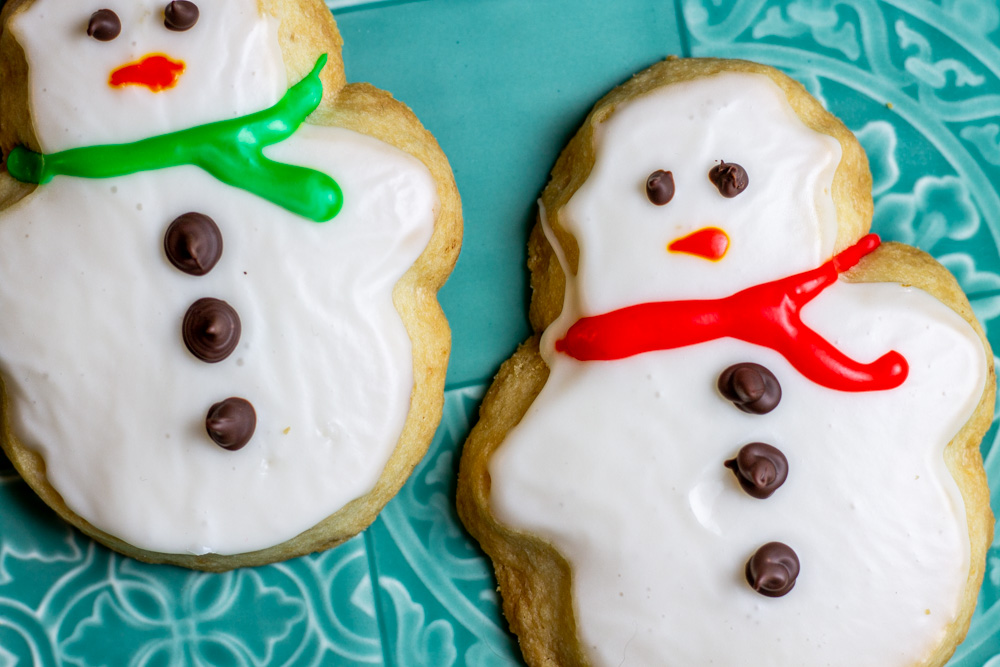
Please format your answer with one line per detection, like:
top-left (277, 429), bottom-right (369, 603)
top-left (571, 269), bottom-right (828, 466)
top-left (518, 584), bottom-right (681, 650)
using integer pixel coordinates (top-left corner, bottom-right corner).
top-left (553, 62), bottom-right (871, 314)
top-left (2, 0), bottom-right (339, 153)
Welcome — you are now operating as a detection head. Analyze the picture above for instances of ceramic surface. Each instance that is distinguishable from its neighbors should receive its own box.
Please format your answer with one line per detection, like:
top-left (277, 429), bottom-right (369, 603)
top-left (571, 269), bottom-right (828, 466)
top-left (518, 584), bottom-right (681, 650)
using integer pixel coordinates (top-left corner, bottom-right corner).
top-left (0, 0), bottom-right (998, 664)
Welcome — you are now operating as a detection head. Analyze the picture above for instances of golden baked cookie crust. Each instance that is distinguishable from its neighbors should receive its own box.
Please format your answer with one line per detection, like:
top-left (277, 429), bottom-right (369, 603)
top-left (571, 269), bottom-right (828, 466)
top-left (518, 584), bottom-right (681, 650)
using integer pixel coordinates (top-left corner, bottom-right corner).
top-left (457, 57), bottom-right (994, 667)
top-left (0, 0), bottom-right (461, 571)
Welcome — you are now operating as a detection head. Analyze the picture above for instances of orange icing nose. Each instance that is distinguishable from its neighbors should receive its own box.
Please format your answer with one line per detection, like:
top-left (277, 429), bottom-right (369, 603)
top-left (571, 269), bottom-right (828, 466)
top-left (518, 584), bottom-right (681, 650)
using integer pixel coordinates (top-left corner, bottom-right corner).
top-left (109, 54), bottom-right (185, 92)
top-left (668, 227), bottom-right (730, 261)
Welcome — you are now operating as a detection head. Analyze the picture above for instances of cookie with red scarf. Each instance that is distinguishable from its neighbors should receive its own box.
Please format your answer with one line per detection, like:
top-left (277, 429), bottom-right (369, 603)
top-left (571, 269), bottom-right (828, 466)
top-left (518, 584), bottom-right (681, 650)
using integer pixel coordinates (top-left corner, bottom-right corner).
top-left (457, 58), bottom-right (994, 666)
top-left (0, 0), bottom-right (460, 570)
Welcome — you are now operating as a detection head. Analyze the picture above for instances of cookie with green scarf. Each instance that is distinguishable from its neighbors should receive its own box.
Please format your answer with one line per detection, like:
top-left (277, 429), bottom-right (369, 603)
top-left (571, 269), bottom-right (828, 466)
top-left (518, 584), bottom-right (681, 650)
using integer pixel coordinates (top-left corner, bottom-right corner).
top-left (0, 0), bottom-right (461, 570)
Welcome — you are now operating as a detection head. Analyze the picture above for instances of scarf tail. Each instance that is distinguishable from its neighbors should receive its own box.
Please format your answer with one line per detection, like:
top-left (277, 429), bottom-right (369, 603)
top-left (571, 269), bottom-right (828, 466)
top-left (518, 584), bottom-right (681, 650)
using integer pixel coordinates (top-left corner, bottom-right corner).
top-left (735, 319), bottom-right (909, 391)
top-left (205, 152), bottom-right (343, 223)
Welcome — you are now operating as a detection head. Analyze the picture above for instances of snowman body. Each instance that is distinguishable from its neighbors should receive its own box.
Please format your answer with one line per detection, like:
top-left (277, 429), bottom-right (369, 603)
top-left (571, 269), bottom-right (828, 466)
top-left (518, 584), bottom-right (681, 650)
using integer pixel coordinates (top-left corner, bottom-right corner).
top-left (0, 1), bottom-right (437, 555)
top-left (488, 73), bottom-right (987, 665)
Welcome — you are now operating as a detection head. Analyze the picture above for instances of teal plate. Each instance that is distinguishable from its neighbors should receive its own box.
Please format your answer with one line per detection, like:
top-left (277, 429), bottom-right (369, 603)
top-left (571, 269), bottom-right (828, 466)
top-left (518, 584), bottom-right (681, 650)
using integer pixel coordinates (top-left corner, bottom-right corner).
top-left (1, 0), bottom-right (999, 664)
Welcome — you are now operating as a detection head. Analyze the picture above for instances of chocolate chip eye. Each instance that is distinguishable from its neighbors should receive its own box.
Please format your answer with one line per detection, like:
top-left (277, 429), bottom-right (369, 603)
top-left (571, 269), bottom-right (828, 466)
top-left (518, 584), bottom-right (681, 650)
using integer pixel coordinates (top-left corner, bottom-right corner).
top-left (709, 161), bottom-right (749, 197)
top-left (645, 170), bottom-right (675, 205)
top-left (164, 1), bottom-right (199, 31)
top-left (87, 9), bottom-right (121, 41)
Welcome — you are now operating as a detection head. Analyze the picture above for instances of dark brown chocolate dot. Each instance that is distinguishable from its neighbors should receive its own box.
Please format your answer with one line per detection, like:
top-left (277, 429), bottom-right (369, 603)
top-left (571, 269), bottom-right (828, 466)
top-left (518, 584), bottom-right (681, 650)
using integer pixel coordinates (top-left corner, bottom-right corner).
top-left (206, 397), bottom-right (256, 450)
top-left (645, 170), bottom-right (675, 205)
top-left (87, 9), bottom-right (121, 41)
top-left (164, 212), bottom-right (223, 276)
top-left (164, 1), bottom-right (199, 31)
top-left (725, 443), bottom-right (788, 499)
top-left (709, 161), bottom-right (749, 197)
top-left (718, 362), bottom-right (781, 414)
top-left (745, 542), bottom-right (799, 597)
top-left (182, 298), bottom-right (241, 363)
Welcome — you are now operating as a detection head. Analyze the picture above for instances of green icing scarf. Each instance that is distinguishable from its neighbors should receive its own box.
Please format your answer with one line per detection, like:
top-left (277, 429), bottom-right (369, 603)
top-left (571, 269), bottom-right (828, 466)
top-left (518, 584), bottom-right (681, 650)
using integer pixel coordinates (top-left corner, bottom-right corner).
top-left (7, 54), bottom-right (343, 222)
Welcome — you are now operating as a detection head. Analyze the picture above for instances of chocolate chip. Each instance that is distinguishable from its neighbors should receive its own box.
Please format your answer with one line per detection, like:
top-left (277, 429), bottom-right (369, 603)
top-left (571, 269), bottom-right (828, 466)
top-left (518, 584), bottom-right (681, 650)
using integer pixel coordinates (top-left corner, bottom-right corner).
top-left (745, 542), bottom-right (799, 597)
top-left (709, 161), bottom-right (749, 197)
top-left (725, 443), bottom-right (788, 499)
top-left (164, 1), bottom-right (199, 31)
top-left (164, 212), bottom-right (222, 276)
top-left (206, 397), bottom-right (256, 450)
top-left (88, 9), bottom-right (121, 41)
top-left (182, 298), bottom-right (241, 363)
top-left (718, 363), bottom-right (781, 414)
top-left (645, 170), bottom-right (675, 205)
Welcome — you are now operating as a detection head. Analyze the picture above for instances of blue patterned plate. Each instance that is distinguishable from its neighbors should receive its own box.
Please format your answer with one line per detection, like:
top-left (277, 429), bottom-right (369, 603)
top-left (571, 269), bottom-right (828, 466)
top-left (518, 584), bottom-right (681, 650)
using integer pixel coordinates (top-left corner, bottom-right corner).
top-left (0, 0), bottom-right (998, 664)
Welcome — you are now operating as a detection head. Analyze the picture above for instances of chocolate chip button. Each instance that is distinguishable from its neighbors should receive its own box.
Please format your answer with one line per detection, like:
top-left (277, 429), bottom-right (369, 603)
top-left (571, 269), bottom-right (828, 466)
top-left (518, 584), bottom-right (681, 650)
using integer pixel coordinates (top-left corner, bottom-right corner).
top-left (746, 542), bottom-right (799, 597)
top-left (718, 362), bottom-right (781, 414)
top-left (725, 443), bottom-right (788, 499)
top-left (182, 298), bottom-right (241, 363)
top-left (206, 397), bottom-right (256, 450)
top-left (164, 212), bottom-right (222, 276)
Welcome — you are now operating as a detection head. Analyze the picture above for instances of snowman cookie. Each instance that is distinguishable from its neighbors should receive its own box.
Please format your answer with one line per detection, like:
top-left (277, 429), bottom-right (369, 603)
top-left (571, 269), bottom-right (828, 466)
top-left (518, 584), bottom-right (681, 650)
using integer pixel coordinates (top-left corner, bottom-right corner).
top-left (0, 0), bottom-right (461, 570)
top-left (457, 59), bottom-right (994, 666)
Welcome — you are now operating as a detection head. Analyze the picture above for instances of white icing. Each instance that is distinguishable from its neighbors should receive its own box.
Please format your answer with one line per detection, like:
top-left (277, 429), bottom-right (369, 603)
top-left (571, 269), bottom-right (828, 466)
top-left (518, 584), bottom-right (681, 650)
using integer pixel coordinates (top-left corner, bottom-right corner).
top-left (489, 73), bottom-right (987, 666)
top-left (13, 0), bottom-right (287, 152)
top-left (0, 2), bottom-right (439, 555)
top-left (563, 73), bottom-right (842, 312)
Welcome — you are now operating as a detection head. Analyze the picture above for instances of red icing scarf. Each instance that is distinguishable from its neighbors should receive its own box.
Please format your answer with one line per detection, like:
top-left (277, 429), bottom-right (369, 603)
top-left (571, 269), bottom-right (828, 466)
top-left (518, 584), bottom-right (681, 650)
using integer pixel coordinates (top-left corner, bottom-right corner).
top-left (555, 234), bottom-right (908, 392)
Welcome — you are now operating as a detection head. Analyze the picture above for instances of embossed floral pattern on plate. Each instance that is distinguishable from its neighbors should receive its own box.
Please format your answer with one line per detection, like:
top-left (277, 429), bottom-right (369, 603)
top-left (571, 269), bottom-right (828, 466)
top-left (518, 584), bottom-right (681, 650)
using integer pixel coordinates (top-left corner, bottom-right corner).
top-left (0, 0), bottom-right (998, 665)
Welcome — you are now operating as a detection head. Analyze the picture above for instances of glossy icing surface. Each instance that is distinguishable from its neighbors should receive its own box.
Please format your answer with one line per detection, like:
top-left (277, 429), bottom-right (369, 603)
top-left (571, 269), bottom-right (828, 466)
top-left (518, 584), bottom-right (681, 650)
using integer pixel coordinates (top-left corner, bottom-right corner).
top-left (0, 0), bottom-right (438, 555)
top-left (561, 73), bottom-right (843, 313)
top-left (489, 73), bottom-right (987, 665)
top-left (0, 126), bottom-right (437, 554)
top-left (12, 0), bottom-right (286, 153)
top-left (0, 126), bottom-right (436, 555)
